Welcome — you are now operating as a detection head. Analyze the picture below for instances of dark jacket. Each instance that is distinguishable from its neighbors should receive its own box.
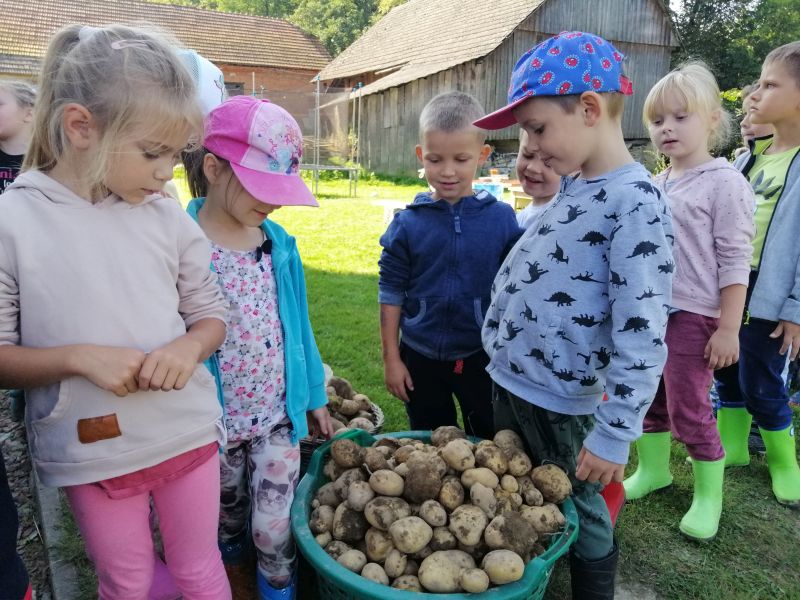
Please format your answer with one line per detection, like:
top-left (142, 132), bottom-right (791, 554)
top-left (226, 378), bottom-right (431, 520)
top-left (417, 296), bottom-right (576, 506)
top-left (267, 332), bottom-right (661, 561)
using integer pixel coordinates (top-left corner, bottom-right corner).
top-left (379, 190), bottom-right (522, 361)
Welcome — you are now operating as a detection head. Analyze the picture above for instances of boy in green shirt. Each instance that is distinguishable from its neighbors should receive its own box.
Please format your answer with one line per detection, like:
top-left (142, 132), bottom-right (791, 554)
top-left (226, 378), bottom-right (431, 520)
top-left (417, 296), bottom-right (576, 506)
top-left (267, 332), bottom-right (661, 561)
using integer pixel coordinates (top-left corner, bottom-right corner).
top-left (715, 41), bottom-right (800, 506)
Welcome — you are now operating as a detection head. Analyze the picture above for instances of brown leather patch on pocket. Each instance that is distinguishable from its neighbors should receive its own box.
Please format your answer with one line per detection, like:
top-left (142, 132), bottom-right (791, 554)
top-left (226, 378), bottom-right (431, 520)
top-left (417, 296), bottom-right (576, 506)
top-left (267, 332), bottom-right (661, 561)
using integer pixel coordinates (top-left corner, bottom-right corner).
top-left (77, 414), bottom-right (121, 444)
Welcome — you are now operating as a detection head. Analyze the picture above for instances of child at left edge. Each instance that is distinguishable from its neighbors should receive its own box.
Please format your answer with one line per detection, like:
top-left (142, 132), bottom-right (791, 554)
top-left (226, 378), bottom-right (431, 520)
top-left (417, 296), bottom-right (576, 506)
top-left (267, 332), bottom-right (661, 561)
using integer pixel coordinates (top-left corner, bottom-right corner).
top-left (184, 95), bottom-right (331, 600)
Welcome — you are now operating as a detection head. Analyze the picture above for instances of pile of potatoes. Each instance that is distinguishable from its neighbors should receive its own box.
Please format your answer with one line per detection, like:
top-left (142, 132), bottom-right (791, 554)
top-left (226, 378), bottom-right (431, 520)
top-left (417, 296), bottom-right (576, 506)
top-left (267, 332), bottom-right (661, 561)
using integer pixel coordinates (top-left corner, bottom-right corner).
top-left (321, 376), bottom-right (381, 434)
top-left (307, 426), bottom-right (572, 594)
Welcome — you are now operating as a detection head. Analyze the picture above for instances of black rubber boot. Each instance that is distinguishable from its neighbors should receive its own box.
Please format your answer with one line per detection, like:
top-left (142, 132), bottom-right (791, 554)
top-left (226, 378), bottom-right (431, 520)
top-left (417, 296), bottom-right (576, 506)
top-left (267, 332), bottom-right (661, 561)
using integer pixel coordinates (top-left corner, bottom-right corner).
top-left (569, 542), bottom-right (619, 600)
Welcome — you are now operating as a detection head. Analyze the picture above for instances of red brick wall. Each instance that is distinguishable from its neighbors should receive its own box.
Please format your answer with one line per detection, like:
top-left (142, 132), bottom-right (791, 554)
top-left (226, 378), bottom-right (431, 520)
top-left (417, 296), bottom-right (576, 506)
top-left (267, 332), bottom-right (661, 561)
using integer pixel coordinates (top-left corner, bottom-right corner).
top-left (219, 64), bottom-right (319, 95)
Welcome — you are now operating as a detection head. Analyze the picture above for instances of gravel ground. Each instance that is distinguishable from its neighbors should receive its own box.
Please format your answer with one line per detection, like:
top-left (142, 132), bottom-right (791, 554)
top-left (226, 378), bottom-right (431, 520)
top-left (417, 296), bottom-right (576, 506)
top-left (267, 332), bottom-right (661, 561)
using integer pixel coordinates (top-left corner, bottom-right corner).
top-left (1, 392), bottom-right (53, 600)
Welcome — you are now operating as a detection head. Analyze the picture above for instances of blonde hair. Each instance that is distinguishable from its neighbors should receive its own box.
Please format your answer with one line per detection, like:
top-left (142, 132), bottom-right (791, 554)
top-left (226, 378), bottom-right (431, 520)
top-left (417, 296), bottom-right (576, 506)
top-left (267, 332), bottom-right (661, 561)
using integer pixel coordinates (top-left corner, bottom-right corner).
top-left (24, 24), bottom-right (203, 195)
top-left (0, 80), bottom-right (36, 109)
top-left (643, 61), bottom-right (732, 151)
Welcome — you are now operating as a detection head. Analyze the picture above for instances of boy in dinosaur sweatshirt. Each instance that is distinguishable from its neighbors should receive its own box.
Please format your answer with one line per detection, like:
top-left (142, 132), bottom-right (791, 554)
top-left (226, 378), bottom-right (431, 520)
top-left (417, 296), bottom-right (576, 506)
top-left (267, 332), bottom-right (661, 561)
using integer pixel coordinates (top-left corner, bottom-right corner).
top-left (475, 32), bottom-right (674, 597)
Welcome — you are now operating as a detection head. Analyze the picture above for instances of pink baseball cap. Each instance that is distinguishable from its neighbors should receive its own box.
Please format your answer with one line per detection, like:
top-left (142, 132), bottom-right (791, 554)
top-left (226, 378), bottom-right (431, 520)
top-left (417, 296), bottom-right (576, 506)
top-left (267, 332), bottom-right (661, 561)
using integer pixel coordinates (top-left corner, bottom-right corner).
top-left (203, 95), bottom-right (318, 207)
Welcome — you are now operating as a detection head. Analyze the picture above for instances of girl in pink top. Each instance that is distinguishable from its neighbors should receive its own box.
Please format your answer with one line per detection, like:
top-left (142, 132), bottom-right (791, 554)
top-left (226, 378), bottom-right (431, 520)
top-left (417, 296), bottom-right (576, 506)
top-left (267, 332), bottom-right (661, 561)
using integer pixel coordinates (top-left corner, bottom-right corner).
top-left (623, 62), bottom-right (754, 541)
top-left (0, 24), bottom-right (231, 599)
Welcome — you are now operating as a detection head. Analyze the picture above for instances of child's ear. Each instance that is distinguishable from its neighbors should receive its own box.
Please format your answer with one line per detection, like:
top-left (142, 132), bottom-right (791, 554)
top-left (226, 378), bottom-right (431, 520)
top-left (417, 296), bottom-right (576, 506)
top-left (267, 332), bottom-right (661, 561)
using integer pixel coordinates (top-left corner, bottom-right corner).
top-left (203, 153), bottom-right (223, 183)
top-left (415, 145), bottom-right (424, 164)
top-left (478, 144), bottom-right (492, 165)
top-left (709, 108), bottom-right (721, 131)
top-left (579, 92), bottom-right (603, 127)
top-left (62, 103), bottom-right (95, 150)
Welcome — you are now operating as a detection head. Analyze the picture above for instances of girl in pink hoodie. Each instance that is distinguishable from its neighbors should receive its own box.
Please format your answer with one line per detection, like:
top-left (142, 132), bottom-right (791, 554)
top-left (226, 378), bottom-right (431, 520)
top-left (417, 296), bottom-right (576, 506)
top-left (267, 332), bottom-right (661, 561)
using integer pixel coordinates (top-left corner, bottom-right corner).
top-left (623, 62), bottom-right (754, 541)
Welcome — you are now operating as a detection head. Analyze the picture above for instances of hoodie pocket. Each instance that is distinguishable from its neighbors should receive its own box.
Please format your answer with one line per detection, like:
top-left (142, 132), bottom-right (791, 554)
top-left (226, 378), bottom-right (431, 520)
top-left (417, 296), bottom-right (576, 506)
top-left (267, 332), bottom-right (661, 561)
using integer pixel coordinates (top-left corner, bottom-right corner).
top-left (473, 297), bottom-right (486, 328)
top-left (31, 378), bottom-right (75, 429)
top-left (402, 298), bottom-right (427, 327)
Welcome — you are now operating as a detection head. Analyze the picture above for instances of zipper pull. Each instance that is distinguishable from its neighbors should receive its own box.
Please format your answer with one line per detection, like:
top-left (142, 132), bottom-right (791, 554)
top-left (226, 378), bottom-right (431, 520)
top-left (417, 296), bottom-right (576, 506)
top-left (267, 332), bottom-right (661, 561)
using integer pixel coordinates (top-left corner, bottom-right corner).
top-left (454, 214), bottom-right (461, 233)
top-left (743, 309), bottom-right (750, 326)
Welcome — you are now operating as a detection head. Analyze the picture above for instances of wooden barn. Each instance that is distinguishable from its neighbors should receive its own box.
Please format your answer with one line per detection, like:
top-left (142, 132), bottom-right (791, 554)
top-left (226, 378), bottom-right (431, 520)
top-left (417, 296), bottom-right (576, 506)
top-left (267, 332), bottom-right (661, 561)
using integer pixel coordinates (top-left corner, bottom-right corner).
top-left (317, 0), bottom-right (679, 175)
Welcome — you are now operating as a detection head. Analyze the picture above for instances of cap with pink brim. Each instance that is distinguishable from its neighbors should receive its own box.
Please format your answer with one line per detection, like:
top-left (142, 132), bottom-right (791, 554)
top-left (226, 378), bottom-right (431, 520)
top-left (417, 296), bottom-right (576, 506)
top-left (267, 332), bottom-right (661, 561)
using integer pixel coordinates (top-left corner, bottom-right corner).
top-left (203, 95), bottom-right (318, 207)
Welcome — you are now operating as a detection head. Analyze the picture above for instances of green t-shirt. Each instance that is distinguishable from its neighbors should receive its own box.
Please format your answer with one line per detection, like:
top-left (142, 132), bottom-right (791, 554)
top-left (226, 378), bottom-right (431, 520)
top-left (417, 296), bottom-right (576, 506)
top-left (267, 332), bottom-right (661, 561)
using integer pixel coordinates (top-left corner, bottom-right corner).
top-left (748, 141), bottom-right (799, 267)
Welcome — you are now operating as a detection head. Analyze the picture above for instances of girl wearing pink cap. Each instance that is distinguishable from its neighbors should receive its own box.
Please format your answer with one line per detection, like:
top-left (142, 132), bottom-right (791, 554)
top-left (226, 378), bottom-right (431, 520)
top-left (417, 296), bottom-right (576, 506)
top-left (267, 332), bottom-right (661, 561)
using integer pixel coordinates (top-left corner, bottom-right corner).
top-left (185, 95), bottom-right (331, 600)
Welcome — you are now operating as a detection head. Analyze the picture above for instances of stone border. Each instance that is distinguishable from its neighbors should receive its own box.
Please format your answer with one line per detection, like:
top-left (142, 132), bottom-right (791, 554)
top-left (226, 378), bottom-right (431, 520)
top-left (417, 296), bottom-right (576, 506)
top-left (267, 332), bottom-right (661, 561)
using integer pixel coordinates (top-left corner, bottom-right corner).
top-left (31, 469), bottom-right (80, 599)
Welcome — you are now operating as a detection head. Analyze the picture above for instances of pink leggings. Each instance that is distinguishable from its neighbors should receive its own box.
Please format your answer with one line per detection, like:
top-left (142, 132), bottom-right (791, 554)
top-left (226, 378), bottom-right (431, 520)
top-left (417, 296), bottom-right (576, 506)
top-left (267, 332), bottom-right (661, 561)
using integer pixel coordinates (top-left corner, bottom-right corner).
top-left (64, 453), bottom-right (231, 600)
top-left (643, 311), bottom-right (724, 461)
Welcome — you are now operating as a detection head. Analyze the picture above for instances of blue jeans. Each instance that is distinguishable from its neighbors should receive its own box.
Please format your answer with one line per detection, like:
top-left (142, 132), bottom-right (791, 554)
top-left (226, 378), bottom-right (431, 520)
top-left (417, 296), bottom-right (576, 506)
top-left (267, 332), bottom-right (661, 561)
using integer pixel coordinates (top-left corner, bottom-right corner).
top-left (715, 318), bottom-right (792, 431)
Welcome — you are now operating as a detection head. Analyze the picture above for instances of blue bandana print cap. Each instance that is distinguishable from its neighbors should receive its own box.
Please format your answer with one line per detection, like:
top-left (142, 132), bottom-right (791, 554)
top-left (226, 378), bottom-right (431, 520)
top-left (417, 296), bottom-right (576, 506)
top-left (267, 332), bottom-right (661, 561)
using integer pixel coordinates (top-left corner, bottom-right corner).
top-left (474, 31), bottom-right (633, 130)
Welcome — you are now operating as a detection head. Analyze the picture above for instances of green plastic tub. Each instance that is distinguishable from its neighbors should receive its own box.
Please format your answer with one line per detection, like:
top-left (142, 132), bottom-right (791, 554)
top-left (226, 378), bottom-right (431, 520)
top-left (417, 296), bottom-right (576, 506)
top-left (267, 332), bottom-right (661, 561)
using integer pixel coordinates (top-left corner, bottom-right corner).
top-left (291, 429), bottom-right (579, 599)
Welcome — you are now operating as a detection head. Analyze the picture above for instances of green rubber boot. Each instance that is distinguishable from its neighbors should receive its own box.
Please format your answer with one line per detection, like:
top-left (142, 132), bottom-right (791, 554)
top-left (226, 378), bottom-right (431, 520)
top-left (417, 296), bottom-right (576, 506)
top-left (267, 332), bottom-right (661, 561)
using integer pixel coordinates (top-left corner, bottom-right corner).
top-left (623, 432), bottom-right (673, 500)
top-left (717, 407), bottom-right (751, 467)
top-left (760, 427), bottom-right (800, 506)
top-left (679, 458), bottom-right (725, 541)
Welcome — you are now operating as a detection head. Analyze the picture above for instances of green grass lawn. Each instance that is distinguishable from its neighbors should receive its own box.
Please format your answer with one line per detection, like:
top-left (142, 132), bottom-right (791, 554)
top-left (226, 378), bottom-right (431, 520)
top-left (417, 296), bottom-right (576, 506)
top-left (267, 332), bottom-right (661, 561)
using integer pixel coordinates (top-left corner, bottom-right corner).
top-left (270, 178), bottom-right (427, 434)
top-left (56, 177), bottom-right (800, 599)
top-left (271, 180), bottom-right (800, 600)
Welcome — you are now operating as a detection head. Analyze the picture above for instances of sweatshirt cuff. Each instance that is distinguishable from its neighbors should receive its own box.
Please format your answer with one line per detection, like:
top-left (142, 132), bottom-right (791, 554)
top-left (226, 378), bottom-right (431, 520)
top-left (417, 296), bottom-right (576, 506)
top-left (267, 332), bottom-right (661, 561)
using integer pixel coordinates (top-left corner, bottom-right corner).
top-left (378, 289), bottom-right (404, 305)
top-left (718, 267), bottom-right (751, 290)
top-left (307, 382), bottom-right (328, 411)
top-left (583, 428), bottom-right (631, 465)
top-left (779, 296), bottom-right (800, 326)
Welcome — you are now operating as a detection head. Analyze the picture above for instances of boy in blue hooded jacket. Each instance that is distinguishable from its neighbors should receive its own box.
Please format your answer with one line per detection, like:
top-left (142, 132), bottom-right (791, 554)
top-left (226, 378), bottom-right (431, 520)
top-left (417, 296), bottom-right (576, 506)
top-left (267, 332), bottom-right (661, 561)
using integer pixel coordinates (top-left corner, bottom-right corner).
top-left (379, 91), bottom-right (522, 439)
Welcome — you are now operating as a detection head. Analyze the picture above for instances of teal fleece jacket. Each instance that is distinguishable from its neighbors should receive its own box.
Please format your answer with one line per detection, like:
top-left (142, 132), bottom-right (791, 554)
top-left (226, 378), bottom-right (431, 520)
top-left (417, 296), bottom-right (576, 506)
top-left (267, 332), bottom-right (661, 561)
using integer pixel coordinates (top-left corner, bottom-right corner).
top-left (187, 198), bottom-right (327, 443)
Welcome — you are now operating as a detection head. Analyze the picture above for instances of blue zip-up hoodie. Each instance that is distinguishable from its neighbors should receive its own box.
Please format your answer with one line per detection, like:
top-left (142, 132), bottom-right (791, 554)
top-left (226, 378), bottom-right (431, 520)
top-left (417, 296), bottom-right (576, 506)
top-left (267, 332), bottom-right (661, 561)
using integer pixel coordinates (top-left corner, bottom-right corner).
top-left (734, 137), bottom-right (800, 324)
top-left (187, 198), bottom-right (327, 443)
top-left (378, 190), bottom-right (522, 361)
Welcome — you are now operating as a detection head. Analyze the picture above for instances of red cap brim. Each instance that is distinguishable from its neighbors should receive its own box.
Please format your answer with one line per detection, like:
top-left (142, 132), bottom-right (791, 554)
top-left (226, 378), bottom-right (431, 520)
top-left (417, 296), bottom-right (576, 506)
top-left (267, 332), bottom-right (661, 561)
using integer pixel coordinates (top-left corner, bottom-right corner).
top-left (473, 96), bottom-right (532, 130)
top-left (230, 162), bottom-right (319, 207)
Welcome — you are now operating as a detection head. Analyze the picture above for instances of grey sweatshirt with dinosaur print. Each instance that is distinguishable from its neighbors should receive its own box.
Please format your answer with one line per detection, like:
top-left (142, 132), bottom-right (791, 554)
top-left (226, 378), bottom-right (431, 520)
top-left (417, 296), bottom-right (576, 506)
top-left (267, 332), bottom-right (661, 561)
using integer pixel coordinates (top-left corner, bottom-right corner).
top-left (482, 162), bottom-right (674, 465)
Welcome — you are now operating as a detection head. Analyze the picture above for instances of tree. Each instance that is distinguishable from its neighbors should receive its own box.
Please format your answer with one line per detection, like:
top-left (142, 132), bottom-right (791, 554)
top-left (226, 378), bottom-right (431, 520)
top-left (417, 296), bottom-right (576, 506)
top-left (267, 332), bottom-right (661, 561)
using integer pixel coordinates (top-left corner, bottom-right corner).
top-left (147, 0), bottom-right (297, 18)
top-left (289, 0), bottom-right (377, 56)
top-left (201, 0), bottom-right (297, 17)
top-left (671, 0), bottom-right (800, 89)
top-left (375, 0), bottom-right (407, 17)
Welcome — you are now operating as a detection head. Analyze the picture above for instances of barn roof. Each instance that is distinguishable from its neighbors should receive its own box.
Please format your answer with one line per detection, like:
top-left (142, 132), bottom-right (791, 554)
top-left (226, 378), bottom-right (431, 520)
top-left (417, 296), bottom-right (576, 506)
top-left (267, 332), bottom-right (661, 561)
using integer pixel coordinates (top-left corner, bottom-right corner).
top-left (0, 0), bottom-right (330, 77)
top-left (319, 0), bottom-right (676, 97)
top-left (319, 0), bottom-right (546, 94)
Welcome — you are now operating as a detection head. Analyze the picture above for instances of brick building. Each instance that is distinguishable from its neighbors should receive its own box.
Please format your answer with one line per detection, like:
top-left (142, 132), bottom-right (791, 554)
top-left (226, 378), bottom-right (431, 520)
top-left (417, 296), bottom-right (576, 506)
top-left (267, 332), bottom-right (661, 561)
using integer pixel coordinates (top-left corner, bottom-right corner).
top-left (0, 0), bottom-right (330, 98)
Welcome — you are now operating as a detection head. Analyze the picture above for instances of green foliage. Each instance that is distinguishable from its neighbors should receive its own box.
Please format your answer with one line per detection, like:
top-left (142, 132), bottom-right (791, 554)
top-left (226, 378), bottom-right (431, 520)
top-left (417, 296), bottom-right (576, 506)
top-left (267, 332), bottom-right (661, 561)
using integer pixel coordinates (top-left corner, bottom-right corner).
top-left (672, 0), bottom-right (800, 89)
top-left (289, 0), bottom-right (377, 55)
top-left (147, 0), bottom-right (392, 56)
top-left (374, 0), bottom-right (407, 18)
top-left (147, 0), bottom-right (297, 17)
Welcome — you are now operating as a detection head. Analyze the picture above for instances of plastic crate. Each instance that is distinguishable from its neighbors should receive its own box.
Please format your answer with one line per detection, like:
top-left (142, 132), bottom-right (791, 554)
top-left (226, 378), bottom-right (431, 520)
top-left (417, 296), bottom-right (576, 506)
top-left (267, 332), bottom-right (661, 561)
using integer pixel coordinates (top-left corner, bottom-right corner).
top-left (472, 182), bottom-right (505, 199)
top-left (291, 429), bottom-right (579, 600)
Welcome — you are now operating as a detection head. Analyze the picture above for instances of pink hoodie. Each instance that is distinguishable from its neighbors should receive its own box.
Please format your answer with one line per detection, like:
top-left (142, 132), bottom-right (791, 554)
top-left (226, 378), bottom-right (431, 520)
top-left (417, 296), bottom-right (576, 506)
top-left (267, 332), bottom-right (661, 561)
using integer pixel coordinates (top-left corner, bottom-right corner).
top-left (656, 157), bottom-right (754, 318)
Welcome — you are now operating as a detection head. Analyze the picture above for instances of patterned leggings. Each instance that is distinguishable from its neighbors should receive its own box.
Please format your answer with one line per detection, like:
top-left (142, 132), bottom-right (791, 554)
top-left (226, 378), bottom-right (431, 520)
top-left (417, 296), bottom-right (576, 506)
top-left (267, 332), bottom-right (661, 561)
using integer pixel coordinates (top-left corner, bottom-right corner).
top-left (218, 420), bottom-right (300, 587)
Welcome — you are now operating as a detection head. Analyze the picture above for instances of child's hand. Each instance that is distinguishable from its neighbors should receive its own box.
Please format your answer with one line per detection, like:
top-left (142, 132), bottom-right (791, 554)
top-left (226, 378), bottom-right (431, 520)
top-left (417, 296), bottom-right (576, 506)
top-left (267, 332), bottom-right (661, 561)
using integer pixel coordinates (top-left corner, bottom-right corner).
top-left (137, 336), bottom-right (203, 392)
top-left (704, 326), bottom-right (739, 370)
top-left (75, 345), bottom-right (146, 397)
top-left (575, 446), bottom-right (625, 485)
top-left (384, 356), bottom-right (414, 403)
top-left (771, 320), bottom-right (800, 361)
top-left (308, 406), bottom-right (333, 440)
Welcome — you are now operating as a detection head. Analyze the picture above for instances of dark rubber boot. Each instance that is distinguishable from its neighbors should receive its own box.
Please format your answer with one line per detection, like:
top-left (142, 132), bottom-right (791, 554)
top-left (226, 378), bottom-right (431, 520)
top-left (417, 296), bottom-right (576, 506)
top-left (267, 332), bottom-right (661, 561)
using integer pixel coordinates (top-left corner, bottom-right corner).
top-left (569, 542), bottom-right (618, 600)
